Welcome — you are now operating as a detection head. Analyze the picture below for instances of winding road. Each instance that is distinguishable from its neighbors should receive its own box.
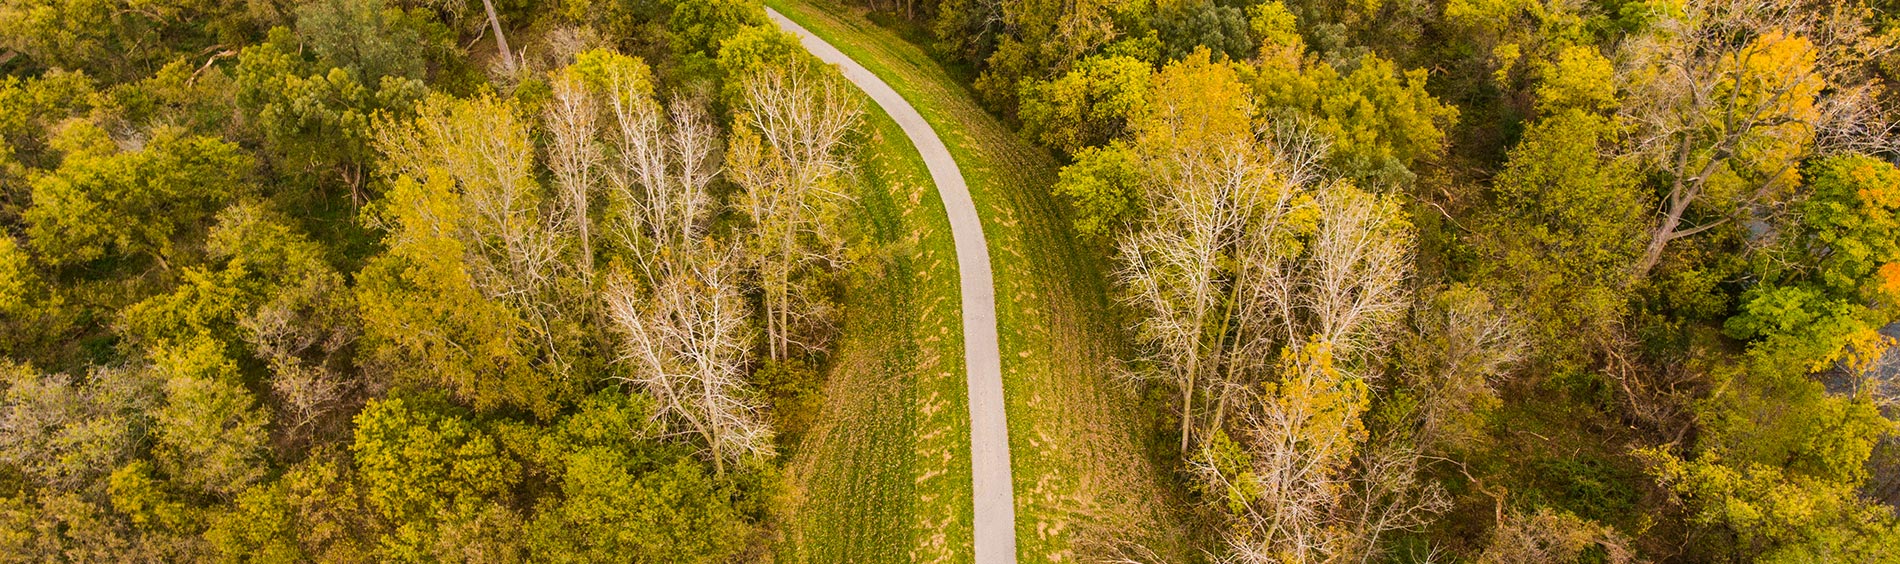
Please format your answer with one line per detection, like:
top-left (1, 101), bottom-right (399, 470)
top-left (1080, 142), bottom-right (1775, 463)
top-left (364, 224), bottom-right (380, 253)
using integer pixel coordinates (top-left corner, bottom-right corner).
top-left (766, 8), bottom-right (1018, 563)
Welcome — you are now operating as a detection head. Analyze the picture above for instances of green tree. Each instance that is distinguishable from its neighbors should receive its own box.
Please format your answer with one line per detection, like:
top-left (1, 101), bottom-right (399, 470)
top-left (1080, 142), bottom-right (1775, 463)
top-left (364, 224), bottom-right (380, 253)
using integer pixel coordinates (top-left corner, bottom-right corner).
top-left (670, 0), bottom-right (768, 60)
top-left (1644, 353), bottom-right (1899, 561)
top-left (1051, 140), bottom-right (1142, 238)
top-left (205, 455), bottom-right (376, 563)
top-left (234, 28), bottom-right (427, 205)
top-left (149, 337), bottom-right (271, 497)
top-left (0, 0), bottom-right (267, 80)
top-left (294, 0), bottom-right (455, 83)
top-left (1252, 50), bottom-right (1458, 187)
top-left (1149, 0), bottom-right (1250, 62)
top-left (1474, 110), bottom-right (1646, 362)
top-left (521, 391), bottom-right (754, 562)
top-left (1726, 154), bottom-right (1900, 373)
top-left (0, 237), bottom-right (33, 316)
top-left (714, 24), bottom-right (804, 104)
top-left (965, 0), bottom-right (1125, 115)
top-left (24, 123), bottom-right (250, 267)
top-left (1018, 54), bottom-right (1151, 155)
top-left (350, 396), bottom-right (521, 561)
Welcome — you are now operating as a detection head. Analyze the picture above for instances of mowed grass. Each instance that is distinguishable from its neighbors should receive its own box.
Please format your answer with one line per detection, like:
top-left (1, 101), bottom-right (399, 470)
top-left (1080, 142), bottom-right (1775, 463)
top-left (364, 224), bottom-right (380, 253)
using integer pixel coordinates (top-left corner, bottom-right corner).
top-left (776, 81), bottom-right (972, 562)
top-left (766, 1), bottom-right (1193, 561)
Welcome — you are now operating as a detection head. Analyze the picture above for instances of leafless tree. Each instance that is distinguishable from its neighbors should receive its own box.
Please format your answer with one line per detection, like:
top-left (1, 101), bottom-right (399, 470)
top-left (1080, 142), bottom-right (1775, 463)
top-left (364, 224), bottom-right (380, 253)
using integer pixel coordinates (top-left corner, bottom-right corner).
top-left (595, 66), bottom-right (722, 268)
top-left (1116, 103), bottom-right (1429, 559)
top-left (545, 73), bottom-right (603, 280)
top-left (603, 243), bottom-right (770, 474)
top-left (1477, 508), bottom-right (1634, 564)
top-left (1116, 154), bottom-right (1281, 451)
top-left (1340, 443), bottom-right (1452, 564)
top-left (1618, 0), bottom-right (1895, 276)
top-left (1300, 187), bottom-right (1413, 358)
top-left (242, 273), bottom-right (361, 447)
top-left (728, 62), bottom-right (862, 361)
top-left (1192, 343), bottom-right (1372, 564)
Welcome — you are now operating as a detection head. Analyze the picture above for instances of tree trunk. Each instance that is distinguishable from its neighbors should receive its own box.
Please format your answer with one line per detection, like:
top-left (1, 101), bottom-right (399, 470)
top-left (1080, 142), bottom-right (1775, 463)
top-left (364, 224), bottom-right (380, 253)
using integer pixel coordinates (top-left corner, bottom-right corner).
top-left (1179, 371), bottom-right (1195, 453)
top-left (480, 0), bottom-right (516, 74)
top-left (1635, 208), bottom-right (1680, 278)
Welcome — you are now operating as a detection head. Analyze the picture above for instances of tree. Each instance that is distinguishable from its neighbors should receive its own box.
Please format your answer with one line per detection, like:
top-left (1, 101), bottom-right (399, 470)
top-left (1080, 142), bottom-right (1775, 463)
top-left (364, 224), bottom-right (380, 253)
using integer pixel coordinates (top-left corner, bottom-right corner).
top-left (1474, 109), bottom-right (1647, 360)
top-left (1109, 50), bottom-right (1416, 455)
top-left (211, 204), bottom-right (361, 445)
top-left (234, 28), bottom-right (427, 206)
top-left (354, 173), bottom-right (560, 416)
top-left (350, 397), bottom-right (521, 560)
top-left (1477, 508), bottom-right (1634, 564)
top-left (1618, 0), bottom-right (1894, 276)
top-left (1193, 342), bottom-right (1446, 564)
top-left (713, 24), bottom-right (805, 103)
top-left (603, 244), bottom-right (768, 474)
top-left (294, 0), bottom-right (455, 83)
top-left (0, 362), bottom-right (161, 491)
top-left (0, 0), bottom-right (265, 80)
top-left (1725, 154), bottom-right (1900, 388)
top-left (369, 94), bottom-right (590, 413)
top-left (149, 337), bottom-right (271, 497)
top-left (727, 59), bottom-right (861, 361)
top-left (544, 70), bottom-right (603, 279)
top-left (1113, 50), bottom-right (1286, 452)
top-left (964, 0), bottom-right (1122, 115)
top-left (1249, 25), bottom-right (1459, 188)
top-left (521, 391), bottom-right (753, 562)
top-left (479, 0), bottom-right (516, 74)
top-left (573, 49), bottom-right (720, 267)
top-left (1019, 54), bottom-right (1151, 155)
top-left (669, 0), bottom-right (768, 60)
top-left (1051, 140), bottom-right (1143, 238)
top-left (1393, 285), bottom-right (1523, 454)
top-left (1150, 0), bottom-right (1251, 62)
top-left (24, 123), bottom-right (250, 267)
top-left (0, 238), bottom-right (29, 317)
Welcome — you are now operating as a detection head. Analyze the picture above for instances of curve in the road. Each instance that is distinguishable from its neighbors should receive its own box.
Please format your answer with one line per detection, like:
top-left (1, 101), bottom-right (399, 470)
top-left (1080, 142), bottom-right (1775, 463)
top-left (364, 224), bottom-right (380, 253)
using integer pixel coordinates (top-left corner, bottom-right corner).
top-left (765, 8), bottom-right (1017, 563)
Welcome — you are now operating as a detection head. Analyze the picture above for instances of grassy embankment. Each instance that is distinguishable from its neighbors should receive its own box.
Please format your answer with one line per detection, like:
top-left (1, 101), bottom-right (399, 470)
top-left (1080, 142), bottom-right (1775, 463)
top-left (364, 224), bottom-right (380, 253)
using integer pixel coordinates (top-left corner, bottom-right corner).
top-left (768, 1), bottom-right (1194, 561)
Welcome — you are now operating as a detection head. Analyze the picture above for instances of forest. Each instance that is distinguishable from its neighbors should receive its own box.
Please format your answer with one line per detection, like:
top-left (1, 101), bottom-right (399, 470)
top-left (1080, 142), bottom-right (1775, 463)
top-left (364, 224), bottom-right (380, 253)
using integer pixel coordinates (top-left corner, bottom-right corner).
top-left (0, 0), bottom-right (1898, 562)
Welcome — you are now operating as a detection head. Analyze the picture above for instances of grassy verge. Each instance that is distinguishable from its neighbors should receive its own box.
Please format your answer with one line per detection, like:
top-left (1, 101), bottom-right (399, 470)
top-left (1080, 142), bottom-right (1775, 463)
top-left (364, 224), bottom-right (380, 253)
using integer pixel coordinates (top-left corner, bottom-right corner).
top-left (776, 79), bottom-right (972, 562)
top-left (766, 1), bottom-right (1194, 560)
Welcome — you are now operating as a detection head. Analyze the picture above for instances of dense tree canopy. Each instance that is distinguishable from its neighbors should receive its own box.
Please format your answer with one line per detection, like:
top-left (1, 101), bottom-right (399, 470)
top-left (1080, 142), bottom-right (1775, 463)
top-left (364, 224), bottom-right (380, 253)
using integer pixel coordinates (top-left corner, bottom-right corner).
top-left (2, 0), bottom-right (1899, 561)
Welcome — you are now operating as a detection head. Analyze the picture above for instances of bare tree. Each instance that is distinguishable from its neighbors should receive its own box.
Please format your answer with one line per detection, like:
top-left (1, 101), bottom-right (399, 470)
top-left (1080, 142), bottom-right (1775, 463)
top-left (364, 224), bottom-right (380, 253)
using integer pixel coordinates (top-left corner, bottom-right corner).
top-left (1115, 148), bottom-right (1282, 451)
top-left (242, 272), bottom-right (362, 447)
top-left (1340, 442), bottom-right (1452, 564)
top-left (1477, 508), bottom-right (1634, 564)
top-left (545, 72), bottom-right (603, 280)
top-left (1300, 187), bottom-right (1413, 358)
top-left (728, 62), bottom-right (862, 361)
top-left (1114, 94), bottom-right (1428, 558)
top-left (1619, 0), bottom-right (1895, 276)
top-left (603, 244), bottom-right (770, 474)
top-left (594, 63), bottom-right (721, 267)
top-left (1193, 343), bottom-right (1370, 564)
